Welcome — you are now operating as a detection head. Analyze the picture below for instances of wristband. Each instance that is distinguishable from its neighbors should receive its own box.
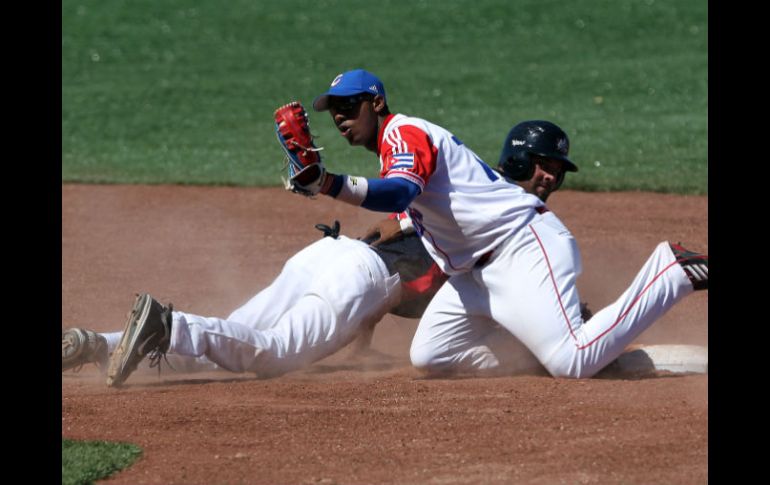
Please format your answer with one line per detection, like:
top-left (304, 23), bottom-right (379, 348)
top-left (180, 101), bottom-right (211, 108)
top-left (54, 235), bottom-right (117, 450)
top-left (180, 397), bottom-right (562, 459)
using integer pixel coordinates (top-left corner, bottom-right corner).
top-left (399, 217), bottom-right (415, 234)
top-left (335, 175), bottom-right (369, 206)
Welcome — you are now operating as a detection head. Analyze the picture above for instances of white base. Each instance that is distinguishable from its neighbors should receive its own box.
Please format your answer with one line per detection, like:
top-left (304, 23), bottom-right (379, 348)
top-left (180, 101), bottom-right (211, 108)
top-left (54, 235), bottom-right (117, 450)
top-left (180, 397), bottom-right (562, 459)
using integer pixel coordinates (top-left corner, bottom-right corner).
top-left (613, 344), bottom-right (708, 375)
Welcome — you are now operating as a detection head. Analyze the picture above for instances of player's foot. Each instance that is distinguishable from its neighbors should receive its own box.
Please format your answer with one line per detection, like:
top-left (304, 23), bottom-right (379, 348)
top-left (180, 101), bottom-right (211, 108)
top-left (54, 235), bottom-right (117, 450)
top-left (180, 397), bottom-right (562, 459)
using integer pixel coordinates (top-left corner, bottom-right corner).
top-left (62, 328), bottom-right (108, 372)
top-left (670, 242), bottom-right (708, 291)
top-left (106, 293), bottom-right (173, 388)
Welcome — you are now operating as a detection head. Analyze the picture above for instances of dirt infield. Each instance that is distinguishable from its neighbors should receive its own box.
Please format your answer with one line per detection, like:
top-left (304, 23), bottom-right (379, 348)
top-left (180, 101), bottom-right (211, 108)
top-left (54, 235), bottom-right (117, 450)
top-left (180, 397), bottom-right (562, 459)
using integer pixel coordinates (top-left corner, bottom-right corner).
top-left (62, 185), bottom-right (708, 484)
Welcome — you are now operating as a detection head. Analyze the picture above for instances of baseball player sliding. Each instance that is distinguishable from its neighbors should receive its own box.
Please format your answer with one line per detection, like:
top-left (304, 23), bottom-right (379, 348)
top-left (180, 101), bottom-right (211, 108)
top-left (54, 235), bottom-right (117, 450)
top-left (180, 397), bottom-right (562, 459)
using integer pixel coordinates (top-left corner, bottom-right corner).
top-left (62, 223), bottom-right (445, 386)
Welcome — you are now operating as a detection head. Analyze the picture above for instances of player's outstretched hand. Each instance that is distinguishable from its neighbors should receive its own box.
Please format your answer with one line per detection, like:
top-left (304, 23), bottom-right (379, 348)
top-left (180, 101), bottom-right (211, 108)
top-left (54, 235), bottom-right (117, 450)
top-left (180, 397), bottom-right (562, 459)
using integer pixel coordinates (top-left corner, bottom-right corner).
top-left (360, 218), bottom-right (404, 247)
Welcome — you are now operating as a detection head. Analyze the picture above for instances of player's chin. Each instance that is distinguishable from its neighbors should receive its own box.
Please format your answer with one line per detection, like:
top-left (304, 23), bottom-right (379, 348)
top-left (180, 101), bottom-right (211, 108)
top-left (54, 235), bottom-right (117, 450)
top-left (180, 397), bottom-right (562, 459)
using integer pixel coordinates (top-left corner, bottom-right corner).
top-left (536, 187), bottom-right (552, 202)
top-left (346, 133), bottom-right (365, 146)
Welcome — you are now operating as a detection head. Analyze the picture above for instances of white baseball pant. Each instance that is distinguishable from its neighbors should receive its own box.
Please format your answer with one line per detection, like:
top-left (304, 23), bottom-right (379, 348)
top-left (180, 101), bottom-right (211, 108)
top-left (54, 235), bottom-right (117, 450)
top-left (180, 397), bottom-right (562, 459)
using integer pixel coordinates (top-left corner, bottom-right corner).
top-left (103, 236), bottom-right (401, 377)
top-left (410, 210), bottom-right (694, 378)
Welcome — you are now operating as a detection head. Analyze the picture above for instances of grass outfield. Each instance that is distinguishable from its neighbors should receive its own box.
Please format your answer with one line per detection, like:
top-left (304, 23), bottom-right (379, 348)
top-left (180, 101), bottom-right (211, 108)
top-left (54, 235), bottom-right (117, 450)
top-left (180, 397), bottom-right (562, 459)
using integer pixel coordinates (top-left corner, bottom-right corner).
top-left (62, 0), bottom-right (707, 193)
top-left (62, 439), bottom-right (142, 485)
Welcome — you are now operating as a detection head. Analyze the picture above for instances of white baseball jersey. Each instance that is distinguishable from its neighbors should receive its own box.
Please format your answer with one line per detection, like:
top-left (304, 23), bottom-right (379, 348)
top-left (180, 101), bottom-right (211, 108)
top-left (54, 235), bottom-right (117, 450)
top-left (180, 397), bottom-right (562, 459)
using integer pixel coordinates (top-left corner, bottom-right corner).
top-left (378, 113), bottom-right (544, 274)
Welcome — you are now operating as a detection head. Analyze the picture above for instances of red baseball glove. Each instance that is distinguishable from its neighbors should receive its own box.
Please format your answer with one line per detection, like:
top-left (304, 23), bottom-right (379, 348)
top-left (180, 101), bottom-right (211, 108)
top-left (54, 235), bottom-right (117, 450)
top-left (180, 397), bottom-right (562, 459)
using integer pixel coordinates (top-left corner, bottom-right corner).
top-left (274, 101), bottom-right (326, 196)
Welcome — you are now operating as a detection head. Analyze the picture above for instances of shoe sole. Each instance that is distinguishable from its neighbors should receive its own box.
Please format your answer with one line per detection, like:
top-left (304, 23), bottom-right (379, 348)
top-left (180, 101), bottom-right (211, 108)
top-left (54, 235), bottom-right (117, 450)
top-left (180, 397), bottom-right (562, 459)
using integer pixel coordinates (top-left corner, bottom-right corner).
top-left (106, 294), bottom-right (153, 387)
top-left (62, 328), bottom-right (87, 370)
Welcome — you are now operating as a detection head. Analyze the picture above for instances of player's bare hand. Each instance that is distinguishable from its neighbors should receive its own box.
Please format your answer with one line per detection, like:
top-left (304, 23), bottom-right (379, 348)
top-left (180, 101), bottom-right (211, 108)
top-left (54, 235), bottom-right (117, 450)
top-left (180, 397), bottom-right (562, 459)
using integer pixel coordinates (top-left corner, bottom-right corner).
top-left (359, 218), bottom-right (403, 247)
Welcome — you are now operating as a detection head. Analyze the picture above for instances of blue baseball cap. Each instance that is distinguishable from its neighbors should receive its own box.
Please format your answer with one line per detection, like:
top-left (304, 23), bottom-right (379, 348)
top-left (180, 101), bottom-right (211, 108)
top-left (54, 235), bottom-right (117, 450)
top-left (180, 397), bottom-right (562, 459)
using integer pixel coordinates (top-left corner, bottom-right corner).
top-left (312, 69), bottom-right (386, 111)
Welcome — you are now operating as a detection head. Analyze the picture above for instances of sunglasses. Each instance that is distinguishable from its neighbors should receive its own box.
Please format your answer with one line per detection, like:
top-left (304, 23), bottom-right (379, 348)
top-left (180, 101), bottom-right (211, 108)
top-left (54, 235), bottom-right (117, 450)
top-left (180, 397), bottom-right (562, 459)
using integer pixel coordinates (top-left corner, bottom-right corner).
top-left (329, 93), bottom-right (373, 113)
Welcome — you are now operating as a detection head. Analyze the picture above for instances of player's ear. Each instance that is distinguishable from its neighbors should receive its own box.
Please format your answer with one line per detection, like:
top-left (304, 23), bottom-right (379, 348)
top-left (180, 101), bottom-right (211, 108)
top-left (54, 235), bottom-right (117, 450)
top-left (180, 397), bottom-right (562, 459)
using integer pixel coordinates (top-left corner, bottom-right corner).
top-left (373, 95), bottom-right (387, 114)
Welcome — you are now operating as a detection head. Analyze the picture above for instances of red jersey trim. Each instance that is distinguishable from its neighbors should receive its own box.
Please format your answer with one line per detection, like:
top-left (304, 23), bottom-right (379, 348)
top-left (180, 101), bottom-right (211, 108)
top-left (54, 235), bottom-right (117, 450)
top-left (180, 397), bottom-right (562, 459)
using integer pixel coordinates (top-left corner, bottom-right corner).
top-left (385, 171), bottom-right (426, 191)
top-left (378, 117), bottom-right (438, 187)
top-left (376, 114), bottom-right (397, 155)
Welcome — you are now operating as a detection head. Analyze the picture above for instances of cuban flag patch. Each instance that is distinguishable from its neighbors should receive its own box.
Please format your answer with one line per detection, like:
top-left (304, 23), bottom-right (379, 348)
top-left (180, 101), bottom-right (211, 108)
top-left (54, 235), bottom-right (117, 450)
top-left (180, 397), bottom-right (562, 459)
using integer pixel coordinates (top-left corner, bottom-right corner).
top-left (390, 152), bottom-right (415, 170)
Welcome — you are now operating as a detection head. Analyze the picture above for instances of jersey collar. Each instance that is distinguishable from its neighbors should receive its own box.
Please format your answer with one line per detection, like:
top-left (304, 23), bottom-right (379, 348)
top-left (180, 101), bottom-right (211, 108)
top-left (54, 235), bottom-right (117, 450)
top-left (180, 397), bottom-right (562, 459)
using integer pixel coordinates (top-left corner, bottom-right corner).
top-left (376, 113), bottom-right (397, 155)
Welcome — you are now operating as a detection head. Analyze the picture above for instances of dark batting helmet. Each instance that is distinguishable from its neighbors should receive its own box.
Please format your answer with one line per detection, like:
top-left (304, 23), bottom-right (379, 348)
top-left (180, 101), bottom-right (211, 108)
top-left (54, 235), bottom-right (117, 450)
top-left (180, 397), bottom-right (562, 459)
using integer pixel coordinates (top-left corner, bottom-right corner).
top-left (498, 120), bottom-right (578, 183)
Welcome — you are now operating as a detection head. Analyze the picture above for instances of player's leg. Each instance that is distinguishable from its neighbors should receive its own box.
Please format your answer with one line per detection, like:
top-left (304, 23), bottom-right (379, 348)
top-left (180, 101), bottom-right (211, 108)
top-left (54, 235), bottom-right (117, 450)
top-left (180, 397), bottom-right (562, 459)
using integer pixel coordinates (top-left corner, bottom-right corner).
top-left (479, 211), bottom-right (587, 376)
top-left (170, 237), bottom-right (401, 377)
top-left (224, 238), bottom-right (330, 329)
top-left (105, 237), bottom-right (400, 384)
top-left (78, 238), bottom-right (389, 379)
top-left (409, 275), bottom-right (499, 374)
top-left (66, 241), bottom-right (314, 374)
top-left (548, 241), bottom-right (697, 377)
top-left (485, 212), bottom-right (700, 378)
top-left (62, 328), bottom-right (111, 371)
top-left (63, 327), bottom-right (223, 373)
top-left (253, 237), bottom-right (399, 375)
top-left (409, 273), bottom-right (543, 376)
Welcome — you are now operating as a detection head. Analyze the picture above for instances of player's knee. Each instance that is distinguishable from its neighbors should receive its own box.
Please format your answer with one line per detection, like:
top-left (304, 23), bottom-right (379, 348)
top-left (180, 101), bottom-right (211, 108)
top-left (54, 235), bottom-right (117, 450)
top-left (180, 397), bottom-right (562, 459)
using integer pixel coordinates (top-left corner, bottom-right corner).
top-left (409, 343), bottom-right (444, 374)
top-left (409, 344), bottom-right (433, 370)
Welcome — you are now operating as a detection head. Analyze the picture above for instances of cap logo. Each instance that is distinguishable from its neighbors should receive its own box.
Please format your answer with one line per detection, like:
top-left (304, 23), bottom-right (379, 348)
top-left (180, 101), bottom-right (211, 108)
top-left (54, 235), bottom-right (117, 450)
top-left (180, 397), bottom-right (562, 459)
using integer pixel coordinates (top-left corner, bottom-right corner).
top-left (511, 139), bottom-right (526, 146)
top-left (369, 84), bottom-right (378, 92)
top-left (331, 74), bottom-right (343, 87)
top-left (557, 138), bottom-right (568, 153)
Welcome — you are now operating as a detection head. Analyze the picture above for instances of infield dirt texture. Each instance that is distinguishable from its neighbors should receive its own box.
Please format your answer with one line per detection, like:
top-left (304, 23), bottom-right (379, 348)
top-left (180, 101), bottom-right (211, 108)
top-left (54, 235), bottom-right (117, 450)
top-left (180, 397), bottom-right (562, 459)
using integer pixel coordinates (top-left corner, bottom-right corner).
top-left (62, 185), bottom-right (707, 484)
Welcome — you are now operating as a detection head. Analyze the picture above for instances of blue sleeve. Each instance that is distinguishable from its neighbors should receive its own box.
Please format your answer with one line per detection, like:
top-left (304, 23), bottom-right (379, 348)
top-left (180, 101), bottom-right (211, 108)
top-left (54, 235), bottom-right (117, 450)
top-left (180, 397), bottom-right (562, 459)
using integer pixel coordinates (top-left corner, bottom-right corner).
top-left (362, 177), bottom-right (421, 213)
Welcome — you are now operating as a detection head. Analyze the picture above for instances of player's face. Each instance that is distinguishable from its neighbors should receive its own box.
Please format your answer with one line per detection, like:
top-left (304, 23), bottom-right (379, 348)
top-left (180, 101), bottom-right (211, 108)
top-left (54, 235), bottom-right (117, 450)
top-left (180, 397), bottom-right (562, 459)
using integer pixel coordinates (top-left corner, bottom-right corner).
top-left (518, 157), bottom-right (565, 202)
top-left (329, 94), bottom-right (381, 151)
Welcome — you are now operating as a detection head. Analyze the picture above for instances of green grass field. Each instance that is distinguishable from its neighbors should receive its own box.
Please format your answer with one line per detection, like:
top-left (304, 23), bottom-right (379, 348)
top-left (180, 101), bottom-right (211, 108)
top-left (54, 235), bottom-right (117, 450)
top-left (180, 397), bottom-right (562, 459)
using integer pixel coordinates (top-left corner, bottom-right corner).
top-left (62, 439), bottom-right (142, 485)
top-left (62, 0), bottom-right (707, 192)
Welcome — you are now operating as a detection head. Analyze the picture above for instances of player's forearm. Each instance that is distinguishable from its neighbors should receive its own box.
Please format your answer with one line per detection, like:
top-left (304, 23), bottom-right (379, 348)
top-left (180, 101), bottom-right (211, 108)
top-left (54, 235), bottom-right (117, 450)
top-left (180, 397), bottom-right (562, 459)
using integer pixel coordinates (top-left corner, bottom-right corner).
top-left (359, 214), bottom-right (415, 246)
top-left (320, 174), bottom-right (419, 212)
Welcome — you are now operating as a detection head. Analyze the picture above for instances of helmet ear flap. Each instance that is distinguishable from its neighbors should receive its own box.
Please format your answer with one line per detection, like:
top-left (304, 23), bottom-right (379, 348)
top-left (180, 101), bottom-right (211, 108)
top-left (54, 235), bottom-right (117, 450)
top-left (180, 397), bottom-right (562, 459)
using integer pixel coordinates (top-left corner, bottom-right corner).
top-left (500, 151), bottom-right (535, 181)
